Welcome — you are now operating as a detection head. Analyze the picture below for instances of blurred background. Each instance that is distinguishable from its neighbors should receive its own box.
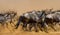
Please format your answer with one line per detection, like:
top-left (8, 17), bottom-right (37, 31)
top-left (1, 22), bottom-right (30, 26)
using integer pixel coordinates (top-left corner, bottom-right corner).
top-left (0, 0), bottom-right (60, 15)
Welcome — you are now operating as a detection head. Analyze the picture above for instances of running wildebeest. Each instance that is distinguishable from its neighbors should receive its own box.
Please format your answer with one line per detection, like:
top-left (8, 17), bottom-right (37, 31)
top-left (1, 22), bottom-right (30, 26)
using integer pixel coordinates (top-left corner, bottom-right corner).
top-left (0, 11), bottom-right (17, 28)
top-left (5, 11), bottom-right (17, 25)
top-left (15, 10), bottom-right (48, 32)
top-left (45, 11), bottom-right (60, 31)
top-left (15, 10), bottom-right (38, 32)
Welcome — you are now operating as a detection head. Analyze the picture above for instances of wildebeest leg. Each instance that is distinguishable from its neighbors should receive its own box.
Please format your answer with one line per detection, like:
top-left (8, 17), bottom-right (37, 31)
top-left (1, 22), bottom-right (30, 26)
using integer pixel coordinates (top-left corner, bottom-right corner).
top-left (15, 16), bottom-right (23, 29)
top-left (10, 19), bottom-right (15, 27)
top-left (22, 22), bottom-right (28, 31)
top-left (28, 23), bottom-right (33, 31)
top-left (51, 20), bottom-right (57, 31)
top-left (44, 23), bottom-right (48, 33)
top-left (0, 23), bottom-right (5, 32)
top-left (5, 23), bottom-right (8, 28)
top-left (43, 25), bottom-right (48, 33)
top-left (41, 22), bottom-right (48, 33)
top-left (58, 22), bottom-right (60, 26)
top-left (5, 23), bottom-right (10, 30)
top-left (5, 22), bottom-right (14, 32)
top-left (1, 23), bottom-right (5, 28)
top-left (15, 20), bottom-right (20, 29)
top-left (33, 23), bottom-right (39, 32)
top-left (37, 23), bottom-right (43, 32)
top-left (49, 23), bottom-right (57, 31)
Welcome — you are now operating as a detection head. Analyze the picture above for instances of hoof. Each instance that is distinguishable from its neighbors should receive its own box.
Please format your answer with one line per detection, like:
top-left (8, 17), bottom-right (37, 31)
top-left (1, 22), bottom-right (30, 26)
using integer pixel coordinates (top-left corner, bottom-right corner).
top-left (35, 30), bottom-right (39, 32)
top-left (28, 30), bottom-right (32, 32)
top-left (24, 29), bottom-right (28, 31)
top-left (44, 31), bottom-right (49, 33)
top-left (40, 29), bottom-right (44, 32)
top-left (14, 27), bottom-right (18, 29)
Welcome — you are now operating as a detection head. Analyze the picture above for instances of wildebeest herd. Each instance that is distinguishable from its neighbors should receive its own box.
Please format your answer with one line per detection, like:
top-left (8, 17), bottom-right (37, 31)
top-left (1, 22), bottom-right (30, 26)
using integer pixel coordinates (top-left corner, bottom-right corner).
top-left (0, 9), bottom-right (60, 33)
top-left (0, 11), bottom-right (17, 28)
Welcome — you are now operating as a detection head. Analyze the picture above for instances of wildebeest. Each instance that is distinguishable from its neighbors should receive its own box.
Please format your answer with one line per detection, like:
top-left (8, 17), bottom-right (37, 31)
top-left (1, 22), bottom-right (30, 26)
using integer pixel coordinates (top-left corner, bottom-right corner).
top-left (15, 10), bottom-right (38, 32)
top-left (15, 10), bottom-right (48, 32)
top-left (45, 11), bottom-right (60, 31)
